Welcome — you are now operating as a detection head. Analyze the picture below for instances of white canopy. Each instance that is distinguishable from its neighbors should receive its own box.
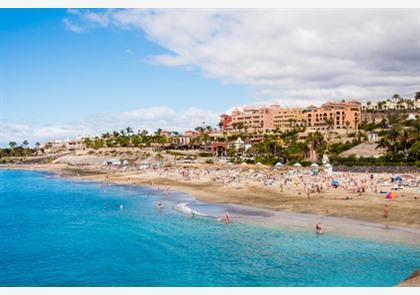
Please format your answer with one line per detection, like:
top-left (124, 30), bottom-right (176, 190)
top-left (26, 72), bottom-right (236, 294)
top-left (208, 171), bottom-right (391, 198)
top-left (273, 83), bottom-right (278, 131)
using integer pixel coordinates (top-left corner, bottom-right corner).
top-left (293, 162), bottom-right (302, 167)
top-left (311, 163), bottom-right (319, 167)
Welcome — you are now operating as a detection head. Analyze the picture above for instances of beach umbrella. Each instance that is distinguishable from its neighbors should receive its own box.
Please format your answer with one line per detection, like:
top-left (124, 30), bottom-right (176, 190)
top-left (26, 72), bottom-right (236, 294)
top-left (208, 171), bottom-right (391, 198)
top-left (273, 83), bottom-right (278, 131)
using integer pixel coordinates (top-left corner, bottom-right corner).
top-left (256, 162), bottom-right (262, 166)
top-left (293, 162), bottom-right (302, 167)
top-left (310, 163), bottom-right (319, 167)
top-left (386, 192), bottom-right (398, 199)
top-left (331, 179), bottom-right (340, 187)
top-left (394, 176), bottom-right (403, 182)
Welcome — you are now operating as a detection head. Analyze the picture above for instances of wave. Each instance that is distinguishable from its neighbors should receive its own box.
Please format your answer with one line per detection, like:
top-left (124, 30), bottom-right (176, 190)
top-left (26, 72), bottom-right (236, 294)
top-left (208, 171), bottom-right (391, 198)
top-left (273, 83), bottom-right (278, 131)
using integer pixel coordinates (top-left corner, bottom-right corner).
top-left (174, 202), bottom-right (208, 217)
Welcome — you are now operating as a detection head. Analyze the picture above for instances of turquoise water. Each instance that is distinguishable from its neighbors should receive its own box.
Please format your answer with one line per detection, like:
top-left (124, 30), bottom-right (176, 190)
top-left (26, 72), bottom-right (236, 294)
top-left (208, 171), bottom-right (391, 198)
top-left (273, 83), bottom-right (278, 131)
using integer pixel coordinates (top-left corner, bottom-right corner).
top-left (0, 169), bottom-right (419, 286)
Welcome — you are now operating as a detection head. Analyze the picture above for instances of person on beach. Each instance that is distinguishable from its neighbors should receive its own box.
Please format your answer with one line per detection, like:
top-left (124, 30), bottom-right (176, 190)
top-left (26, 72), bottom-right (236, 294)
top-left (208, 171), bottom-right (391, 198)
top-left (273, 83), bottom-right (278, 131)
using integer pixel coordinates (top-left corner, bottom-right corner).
top-left (383, 205), bottom-right (389, 218)
top-left (315, 222), bottom-right (323, 234)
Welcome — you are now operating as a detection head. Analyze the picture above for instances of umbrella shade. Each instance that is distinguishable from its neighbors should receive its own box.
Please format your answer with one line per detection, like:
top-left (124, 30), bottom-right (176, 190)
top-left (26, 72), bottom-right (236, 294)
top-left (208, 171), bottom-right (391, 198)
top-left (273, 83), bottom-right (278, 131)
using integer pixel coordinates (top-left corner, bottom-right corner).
top-left (386, 192), bottom-right (398, 199)
top-left (293, 163), bottom-right (302, 167)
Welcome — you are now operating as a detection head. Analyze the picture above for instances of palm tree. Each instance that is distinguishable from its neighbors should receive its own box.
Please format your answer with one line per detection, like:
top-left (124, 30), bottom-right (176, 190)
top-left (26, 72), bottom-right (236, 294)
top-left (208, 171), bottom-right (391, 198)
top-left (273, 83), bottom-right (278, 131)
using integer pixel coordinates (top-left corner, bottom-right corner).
top-left (9, 141), bottom-right (17, 149)
top-left (345, 121), bottom-right (351, 136)
top-left (35, 142), bottom-right (41, 149)
top-left (154, 128), bottom-right (162, 136)
top-left (22, 140), bottom-right (29, 148)
top-left (325, 118), bottom-right (334, 131)
top-left (218, 121), bottom-right (224, 130)
top-left (376, 137), bottom-right (389, 150)
top-left (126, 127), bottom-right (133, 135)
top-left (392, 94), bottom-right (401, 101)
top-left (305, 132), bottom-right (327, 159)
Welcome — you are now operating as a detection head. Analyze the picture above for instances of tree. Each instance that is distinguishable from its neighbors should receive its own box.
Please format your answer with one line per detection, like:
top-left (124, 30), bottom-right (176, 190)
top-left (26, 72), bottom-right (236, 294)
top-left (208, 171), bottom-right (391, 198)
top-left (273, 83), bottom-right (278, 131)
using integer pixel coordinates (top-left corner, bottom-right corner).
top-left (154, 128), bottom-right (162, 136)
top-left (83, 138), bottom-right (93, 148)
top-left (392, 94), bottom-right (401, 100)
top-left (9, 141), bottom-right (17, 149)
top-left (126, 127), bottom-right (133, 135)
top-left (35, 142), bottom-right (41, 149)
top-left (345, 121), bottom-right (351, 136)
top-left (305, 132), bottom-right (327, 159)
top-left (22, 140), bottom-right (29, 148)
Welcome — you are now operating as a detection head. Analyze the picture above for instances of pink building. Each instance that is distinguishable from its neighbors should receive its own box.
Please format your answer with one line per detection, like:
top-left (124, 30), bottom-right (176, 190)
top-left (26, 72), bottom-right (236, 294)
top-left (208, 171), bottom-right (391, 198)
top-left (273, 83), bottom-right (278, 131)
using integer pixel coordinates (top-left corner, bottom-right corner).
top-left (220, 101), bottom-right (361, 134)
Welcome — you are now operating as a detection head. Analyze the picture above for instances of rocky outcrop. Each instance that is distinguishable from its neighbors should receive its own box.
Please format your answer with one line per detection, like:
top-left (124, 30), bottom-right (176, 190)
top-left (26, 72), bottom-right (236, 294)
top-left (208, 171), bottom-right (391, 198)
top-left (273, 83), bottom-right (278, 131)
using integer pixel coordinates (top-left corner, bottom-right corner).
top-left (398, 270), bottom-right (420, 287)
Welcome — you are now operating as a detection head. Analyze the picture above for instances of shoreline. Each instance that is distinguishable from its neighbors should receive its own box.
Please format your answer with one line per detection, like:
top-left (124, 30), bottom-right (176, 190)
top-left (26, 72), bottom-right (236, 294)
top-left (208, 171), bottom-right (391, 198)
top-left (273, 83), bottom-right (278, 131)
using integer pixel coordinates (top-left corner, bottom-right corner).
top-left (2, 164), bottom-right (420, 246)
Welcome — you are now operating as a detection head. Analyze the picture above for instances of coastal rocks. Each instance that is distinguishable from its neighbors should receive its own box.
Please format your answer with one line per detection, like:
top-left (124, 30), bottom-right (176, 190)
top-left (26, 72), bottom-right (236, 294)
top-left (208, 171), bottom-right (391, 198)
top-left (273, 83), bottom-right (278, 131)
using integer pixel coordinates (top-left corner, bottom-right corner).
top-left (398, 270), bottom-right (420, 287)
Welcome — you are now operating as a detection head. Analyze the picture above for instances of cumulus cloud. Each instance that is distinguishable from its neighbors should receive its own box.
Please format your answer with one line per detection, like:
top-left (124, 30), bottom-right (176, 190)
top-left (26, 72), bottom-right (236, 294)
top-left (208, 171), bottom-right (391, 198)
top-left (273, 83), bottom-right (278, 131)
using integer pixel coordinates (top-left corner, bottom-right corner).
top-left (64, 9), bottom-right (420, 106)
top-left (0, 107), bottom-right (218, 147)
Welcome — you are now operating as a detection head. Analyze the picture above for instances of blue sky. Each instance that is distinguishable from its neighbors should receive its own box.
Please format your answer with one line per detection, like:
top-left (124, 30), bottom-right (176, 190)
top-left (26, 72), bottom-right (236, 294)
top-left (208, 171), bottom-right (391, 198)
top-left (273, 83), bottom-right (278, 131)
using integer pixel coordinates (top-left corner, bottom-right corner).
top-left (0, 9), bottom-right (249, 146)
top-left (1, 9), bottom-right (418, 146)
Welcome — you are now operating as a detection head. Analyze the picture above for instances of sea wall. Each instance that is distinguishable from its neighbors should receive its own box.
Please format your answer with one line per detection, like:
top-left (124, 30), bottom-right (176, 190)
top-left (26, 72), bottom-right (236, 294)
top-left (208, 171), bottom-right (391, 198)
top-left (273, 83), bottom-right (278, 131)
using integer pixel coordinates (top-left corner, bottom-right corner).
top-left (334, 165), bottom-right (419, 173)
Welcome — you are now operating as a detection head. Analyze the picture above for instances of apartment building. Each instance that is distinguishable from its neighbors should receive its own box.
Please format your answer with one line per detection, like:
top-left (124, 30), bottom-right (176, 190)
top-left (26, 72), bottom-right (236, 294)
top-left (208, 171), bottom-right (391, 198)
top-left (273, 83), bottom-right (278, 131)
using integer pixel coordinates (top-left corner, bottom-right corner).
top-left (305, 101), bottom-right (361, 132)
top-left (220, 101), bottom-right (361, 134)
top-left (221, 105), bottom-right (305, 133)
top-left (361, 95), bottom-right (420, 112)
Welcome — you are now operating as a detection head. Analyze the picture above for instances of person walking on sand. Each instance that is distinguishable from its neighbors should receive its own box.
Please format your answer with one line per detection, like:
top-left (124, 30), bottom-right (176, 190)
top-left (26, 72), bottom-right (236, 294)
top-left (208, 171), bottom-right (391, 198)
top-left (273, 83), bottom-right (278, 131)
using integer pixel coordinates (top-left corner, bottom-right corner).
top-left (384, 204), bottom-right (389, 219)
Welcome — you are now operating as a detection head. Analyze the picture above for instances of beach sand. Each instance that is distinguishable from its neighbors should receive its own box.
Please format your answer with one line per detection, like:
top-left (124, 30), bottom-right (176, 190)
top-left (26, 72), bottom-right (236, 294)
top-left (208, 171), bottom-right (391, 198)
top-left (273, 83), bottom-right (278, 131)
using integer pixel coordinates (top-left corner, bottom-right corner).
top-left (2, 163), bottom-right (419, 243)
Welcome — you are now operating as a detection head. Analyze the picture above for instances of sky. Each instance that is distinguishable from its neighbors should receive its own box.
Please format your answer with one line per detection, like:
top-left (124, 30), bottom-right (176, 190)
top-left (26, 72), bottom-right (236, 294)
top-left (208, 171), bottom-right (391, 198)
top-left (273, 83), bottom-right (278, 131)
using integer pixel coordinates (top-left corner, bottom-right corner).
top-left (0, 9), bottom-right (419, 147)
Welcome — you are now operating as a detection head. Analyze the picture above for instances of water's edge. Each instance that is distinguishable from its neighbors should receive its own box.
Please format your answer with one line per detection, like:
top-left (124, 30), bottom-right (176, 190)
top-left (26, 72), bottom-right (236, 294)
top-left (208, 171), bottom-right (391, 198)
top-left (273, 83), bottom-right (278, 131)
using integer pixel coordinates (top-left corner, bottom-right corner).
top-left (5, 168), bottom-right (419, 247)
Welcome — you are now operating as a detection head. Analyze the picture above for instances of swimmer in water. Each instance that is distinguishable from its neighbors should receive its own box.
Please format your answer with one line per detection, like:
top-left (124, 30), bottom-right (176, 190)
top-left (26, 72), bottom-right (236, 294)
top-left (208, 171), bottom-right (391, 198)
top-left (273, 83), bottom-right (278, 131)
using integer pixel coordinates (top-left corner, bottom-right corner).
top-left (225, 211), bottom-right (231, 224)
top-left (315, 222), bottom-right (323, 234)
top-left (119, 204), bottom-right (124, 209)
top-left (156, 201), bottom-right (163, 210)
top-left (191, 211), bottom-right (196, 218)
top-left (216, 216), bottom-right (222, 223)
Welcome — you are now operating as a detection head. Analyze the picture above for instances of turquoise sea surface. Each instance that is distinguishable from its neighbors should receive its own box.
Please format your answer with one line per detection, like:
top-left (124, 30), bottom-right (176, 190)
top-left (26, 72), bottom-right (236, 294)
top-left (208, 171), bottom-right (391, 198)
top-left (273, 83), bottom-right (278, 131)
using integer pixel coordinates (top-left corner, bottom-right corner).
top-left (0, 169), bottom-right (418, 286)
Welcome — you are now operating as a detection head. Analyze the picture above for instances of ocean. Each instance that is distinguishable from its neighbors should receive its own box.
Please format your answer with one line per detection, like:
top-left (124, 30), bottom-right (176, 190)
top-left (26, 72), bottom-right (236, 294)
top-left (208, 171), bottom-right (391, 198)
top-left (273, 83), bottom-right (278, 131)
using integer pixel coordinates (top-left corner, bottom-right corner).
top-left (0, 169), bottom-right (418, 286)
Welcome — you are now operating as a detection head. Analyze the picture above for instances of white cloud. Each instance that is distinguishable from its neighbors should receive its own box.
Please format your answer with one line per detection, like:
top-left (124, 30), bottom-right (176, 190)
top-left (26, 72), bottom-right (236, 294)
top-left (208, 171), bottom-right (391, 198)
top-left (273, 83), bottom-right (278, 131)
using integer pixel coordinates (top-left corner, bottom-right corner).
top-left (0, 106), bottom-right (218, 147)
top-left (64, 9), bottom-right (420, 106)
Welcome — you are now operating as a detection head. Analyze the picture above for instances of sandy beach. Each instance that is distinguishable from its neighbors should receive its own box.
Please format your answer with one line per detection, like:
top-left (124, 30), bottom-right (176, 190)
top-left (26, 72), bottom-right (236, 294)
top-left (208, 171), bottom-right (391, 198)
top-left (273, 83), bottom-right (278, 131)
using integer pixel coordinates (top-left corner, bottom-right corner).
top-left (3, 163), bottom-right (419, 231)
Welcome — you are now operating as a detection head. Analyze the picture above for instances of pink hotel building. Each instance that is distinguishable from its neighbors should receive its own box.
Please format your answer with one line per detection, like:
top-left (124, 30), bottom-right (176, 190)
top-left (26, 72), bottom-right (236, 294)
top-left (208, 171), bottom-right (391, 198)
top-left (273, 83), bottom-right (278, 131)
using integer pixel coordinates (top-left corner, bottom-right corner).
top-left (220, 101), bottom-right (361, 133)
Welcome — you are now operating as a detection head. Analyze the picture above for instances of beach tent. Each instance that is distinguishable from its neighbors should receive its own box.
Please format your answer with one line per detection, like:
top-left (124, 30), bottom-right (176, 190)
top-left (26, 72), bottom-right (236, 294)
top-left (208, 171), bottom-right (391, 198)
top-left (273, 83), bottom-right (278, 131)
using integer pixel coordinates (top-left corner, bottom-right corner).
top-left (394, 176), bottom-right (403, 182)
top-left (310, 163), bottom-right (319, 176)
top-left (324, 163), bottom-right (333, 176)
top-left (274, 162), bottom-right (283, 168)
top-left (386, 192), bottom-right (398, 199)
top-left (293, 162), bottom-right (302, 167)
top-left (255, 162), bottom-right (263, 167)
